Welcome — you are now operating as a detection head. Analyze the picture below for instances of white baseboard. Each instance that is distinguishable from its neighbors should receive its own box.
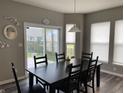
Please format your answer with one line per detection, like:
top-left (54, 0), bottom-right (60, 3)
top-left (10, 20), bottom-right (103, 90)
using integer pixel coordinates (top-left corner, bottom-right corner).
top-left (0, 75), bottom-right (26, 85)
top-left (101, 70), bottom-right (123, 77)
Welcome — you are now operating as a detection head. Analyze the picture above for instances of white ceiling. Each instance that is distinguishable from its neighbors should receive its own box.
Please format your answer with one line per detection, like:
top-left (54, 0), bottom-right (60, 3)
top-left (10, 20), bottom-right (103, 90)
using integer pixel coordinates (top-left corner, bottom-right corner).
top-left (13, 0), bottom-right (123, 13)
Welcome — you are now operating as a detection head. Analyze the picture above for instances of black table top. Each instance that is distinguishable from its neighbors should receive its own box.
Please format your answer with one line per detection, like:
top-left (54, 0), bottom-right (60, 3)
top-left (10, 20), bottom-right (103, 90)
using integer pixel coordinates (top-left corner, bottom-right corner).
top-left (26, 58), bottom-right (102, 85)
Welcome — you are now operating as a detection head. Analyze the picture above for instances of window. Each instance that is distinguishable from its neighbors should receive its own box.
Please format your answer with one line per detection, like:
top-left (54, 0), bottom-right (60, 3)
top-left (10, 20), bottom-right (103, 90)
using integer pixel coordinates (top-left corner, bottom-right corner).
top-left (113, 20), bottom-right (123, 65)
top-left (66, 24), bottom-right (76, 58)
top-left (90, 22), bottom-right (110, 62)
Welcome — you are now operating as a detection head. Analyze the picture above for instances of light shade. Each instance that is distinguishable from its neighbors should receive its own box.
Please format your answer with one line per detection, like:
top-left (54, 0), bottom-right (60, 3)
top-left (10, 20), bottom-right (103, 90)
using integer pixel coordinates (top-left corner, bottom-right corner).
top-left (68, 24), bottom-right (80, 32)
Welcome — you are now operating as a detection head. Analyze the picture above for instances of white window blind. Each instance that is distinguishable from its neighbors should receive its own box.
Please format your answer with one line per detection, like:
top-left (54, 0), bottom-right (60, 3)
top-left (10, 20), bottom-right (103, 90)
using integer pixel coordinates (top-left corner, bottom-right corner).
top-left (90, 22), bottom-right (110, 62)
top-left (113, 20), bottom-right (123, 65)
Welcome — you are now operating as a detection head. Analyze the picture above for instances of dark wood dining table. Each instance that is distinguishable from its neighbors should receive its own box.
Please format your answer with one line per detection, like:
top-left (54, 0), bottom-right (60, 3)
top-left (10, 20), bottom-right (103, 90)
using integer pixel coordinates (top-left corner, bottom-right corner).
top-left (26, 58), bottom-right (102, 93)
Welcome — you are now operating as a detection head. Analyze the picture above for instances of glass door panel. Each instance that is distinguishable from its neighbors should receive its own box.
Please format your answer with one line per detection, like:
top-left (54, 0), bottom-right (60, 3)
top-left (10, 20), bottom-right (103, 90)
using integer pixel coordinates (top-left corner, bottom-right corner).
top-left (26, 27), bottom-right (45, 68)
top-left (53, 29), bottom-right (59, 52)
top-left (46, 28), bottom-right (59, 62)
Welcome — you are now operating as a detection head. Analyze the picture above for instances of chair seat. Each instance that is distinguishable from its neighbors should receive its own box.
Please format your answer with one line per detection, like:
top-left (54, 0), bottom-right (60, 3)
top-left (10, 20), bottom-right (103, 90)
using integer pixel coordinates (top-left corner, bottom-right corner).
top-left (32, 84), bottom-right (46, 93)
top-left (80, 71), bottom-right (88, 82)
top-left (54, 78), bottom-right (79, 92)
top-left (80, 70), bottom-right (94, 83)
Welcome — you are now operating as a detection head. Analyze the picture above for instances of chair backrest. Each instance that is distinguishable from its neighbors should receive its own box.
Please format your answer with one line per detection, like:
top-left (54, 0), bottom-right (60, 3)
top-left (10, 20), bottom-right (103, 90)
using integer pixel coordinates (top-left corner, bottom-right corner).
top-left (81, 52), bottom-right (93, 66)
top-left (82, 52), bottom-right (93, 59)
top-left (11, 63), bottom-right (21, 93)
top-left (67, 63), bottom-right (83, 90)
top-left (34, 54), bottom-right (48, 68)
top-left (87, 56), bottom-right (99, 81)
top-left (55, 52), bottom-right (65, 63)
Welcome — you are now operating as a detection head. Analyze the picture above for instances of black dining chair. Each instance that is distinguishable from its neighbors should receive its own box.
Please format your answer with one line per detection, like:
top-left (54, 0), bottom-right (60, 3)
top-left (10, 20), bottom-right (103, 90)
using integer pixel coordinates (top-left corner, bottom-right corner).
top-left (11, 63), bottom-right (46, 93)
top-left (80, 56), bottom-right (99, 93)
top-left (81, 52), bottom-right (93, 68)
top-left (34, 54), bottom-right (48, 89)
top-left (55, 52), bottom-right (65, 63)
top-left (53, 63), bottom-right (83, 93)
top-left (82, 52), bottom-right (93, 59)
top-left (34, 54), bottom-right (48, 68)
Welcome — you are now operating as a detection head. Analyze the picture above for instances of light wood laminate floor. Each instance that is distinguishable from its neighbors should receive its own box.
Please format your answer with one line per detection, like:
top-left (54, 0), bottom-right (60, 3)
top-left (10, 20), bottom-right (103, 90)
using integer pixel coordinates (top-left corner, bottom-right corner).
top-left (0, 72), bottom-right (123, 93)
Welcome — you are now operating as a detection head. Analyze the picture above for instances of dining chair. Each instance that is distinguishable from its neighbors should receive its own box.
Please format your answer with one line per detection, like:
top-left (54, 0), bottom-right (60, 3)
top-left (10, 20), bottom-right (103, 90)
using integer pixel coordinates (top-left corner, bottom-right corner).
top-left (34, 54), bottom-right (48, 68)
top-left (82, 52), bottom-right (93, 59)
top-left (55, 52), bottom-right (65, 63)
top-left (11, 63), bottom-right (46, 93)
top-left (53, 63), bottom-right (83, 93)
top-left (34, 54), bottom-right (48, 89)
top-left (80, 56), bottom-right (99, 93)
top-left (81, 52), bottom-right (93, 68)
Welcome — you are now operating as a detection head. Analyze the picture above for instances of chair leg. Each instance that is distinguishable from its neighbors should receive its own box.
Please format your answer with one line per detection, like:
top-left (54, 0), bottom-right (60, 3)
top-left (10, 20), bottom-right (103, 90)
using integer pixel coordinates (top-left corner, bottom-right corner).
top-left (92, 80), bottom-right (95, 93)
top-left (84, 83), bottom-right (87, 93)
top-left (36, 77), bottom-right (38, 84)
top-left (77, 88), bottom-right (79, 93)
top-left (46, 85), bottom-right (48, 90)
top-left (43, 84), bottom-right (46, 90)
top-left (57, 89), bottom-right (59, 93)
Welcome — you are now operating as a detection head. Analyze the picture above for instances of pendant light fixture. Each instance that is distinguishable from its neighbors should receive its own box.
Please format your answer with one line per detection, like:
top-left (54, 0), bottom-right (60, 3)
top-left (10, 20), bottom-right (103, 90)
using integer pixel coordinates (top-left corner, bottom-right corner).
top-left (69, 0), bottom-right (80, 32)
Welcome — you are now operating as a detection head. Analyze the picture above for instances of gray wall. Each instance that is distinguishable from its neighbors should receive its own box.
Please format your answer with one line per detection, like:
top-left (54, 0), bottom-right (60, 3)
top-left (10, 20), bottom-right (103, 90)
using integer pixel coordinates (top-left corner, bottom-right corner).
top-left (0, 0), bottom-right (64, 82)
top-left (64, 14), bottom-right (84, 58)
top-left (83, 6), bottom-right (123, 75)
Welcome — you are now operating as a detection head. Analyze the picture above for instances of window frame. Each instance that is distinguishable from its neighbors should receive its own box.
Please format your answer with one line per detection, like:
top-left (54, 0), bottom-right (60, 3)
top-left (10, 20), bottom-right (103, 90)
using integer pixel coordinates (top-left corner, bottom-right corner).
top-left (113, 20), bottom-right (123, 65)
top-left (65, 24), bottom-right (76, 58)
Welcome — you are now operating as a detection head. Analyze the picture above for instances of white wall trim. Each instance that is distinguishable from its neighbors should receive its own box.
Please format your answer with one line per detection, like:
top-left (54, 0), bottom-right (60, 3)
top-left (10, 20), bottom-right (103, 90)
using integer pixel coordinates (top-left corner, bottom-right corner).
top-left (0, 75), bottom-right (26, 85)
top-left (101, 70), bottom-right (123, 77)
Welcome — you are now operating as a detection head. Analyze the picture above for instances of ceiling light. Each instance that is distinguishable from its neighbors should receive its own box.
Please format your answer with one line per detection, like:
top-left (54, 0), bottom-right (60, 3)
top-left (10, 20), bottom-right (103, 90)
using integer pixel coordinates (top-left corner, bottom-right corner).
top-left (69, 0), bottom-right (80, 32)
top-left (68, 24), bottom-right (80, 32)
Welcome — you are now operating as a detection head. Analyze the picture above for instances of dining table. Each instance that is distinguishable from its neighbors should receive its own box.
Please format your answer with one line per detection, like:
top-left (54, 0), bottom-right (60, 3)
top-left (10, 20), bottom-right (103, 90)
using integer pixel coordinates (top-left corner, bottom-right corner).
top-left (26, 58), bottom-right (102, 93)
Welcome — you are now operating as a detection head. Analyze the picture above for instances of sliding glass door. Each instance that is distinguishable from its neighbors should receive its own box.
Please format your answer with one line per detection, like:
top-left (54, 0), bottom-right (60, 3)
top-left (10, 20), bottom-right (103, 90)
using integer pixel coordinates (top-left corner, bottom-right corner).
top-left (25, 24), bottom-right (60, 68)
top-left (46, 28), bottom-right (59, 62)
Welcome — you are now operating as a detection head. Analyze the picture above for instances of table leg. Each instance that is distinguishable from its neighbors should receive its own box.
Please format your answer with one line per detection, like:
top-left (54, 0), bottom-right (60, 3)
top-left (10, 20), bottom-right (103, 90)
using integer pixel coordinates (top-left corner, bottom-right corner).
top-left (49, 84), bottom-right (55, 93)
top-left (96, 65), bottom-right (100, 87)
top-left (29, 73), bottom-right (34, 92)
